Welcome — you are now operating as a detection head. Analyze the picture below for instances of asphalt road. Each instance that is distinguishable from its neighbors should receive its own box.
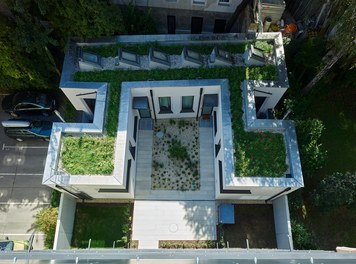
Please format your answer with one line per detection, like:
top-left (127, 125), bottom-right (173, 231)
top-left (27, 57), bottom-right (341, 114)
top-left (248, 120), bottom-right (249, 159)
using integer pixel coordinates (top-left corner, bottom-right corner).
top-left (0, 94), bottom-right (62, 249)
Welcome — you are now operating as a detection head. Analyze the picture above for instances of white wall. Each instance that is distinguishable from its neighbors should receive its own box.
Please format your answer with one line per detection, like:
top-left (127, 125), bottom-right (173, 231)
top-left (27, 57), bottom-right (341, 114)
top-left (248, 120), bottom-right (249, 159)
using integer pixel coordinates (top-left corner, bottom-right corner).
top-left (273, 195), bottom-right (293, 250)
top-left (114, 0), bottom-right (242, 13)
top-left (53, 193), bottom-right (77, 249)
top-left (61, 87), bottom-right (97, 116)
top-left (131, 85), bottom-right (221, 120)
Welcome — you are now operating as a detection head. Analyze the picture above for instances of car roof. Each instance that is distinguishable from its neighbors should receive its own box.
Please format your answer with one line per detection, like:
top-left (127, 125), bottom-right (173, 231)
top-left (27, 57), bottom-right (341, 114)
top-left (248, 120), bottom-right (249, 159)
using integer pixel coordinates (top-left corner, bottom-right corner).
top-left (1, 120), bottom-right (31, 128)
top-left (12, 91), bottom-right (51, 106)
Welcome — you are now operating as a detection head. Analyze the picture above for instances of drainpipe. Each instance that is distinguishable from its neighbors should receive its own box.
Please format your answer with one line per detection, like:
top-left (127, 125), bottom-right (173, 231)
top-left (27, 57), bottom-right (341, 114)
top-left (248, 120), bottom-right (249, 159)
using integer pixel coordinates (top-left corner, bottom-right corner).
top-left (149, 90), bottom-right (157, 122)
top-left (196, 88), bottom-right (203, 121)
top-left (265, 187), bottom-right (291, 203)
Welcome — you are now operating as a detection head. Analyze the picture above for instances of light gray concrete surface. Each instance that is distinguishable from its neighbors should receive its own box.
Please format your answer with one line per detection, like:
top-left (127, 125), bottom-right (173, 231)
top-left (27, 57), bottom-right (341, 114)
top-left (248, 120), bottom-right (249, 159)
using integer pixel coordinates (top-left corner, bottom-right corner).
top-left (0, 95), bottom-right (52, 250)
top-left (273, 195), bottom-right (293, 250)
top-left (132, 200), bottom-right (216, 249)
top-left (53, 193), bottom-right (77, 249)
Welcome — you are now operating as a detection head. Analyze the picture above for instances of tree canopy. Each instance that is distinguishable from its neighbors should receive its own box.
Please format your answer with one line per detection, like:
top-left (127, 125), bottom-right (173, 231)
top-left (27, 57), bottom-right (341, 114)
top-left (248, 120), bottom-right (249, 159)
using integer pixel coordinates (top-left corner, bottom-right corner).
top-left (0, 0), bottom-right (156, 92)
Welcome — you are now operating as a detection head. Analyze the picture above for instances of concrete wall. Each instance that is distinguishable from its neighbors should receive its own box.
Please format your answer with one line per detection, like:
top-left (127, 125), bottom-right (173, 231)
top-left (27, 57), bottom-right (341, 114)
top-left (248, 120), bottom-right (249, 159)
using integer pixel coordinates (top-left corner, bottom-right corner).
top-left (53, 193), bottom-right (77, 249)
top-left (273, 195), bottom-right (293, 250)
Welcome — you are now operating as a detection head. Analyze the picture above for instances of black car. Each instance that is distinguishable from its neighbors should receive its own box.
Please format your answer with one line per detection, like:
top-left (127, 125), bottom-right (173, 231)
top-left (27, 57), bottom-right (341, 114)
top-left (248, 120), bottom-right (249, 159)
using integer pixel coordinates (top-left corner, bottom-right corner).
top-left (1, 91), bottom-right (56, 117)
top-left (1, 119), bottom-right (53, 141)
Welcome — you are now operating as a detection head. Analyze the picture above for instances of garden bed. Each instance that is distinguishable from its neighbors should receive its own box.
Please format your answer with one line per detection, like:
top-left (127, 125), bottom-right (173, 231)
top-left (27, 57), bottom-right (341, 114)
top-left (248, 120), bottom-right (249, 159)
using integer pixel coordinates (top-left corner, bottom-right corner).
top-left (71, 203), bottom-right (132, 248)
top-left (151, 118), bottom-right (200, 191)
top-left (73, 65), bottom-right (287, 177)
top-left (159, 240), bottom-right (216, 249)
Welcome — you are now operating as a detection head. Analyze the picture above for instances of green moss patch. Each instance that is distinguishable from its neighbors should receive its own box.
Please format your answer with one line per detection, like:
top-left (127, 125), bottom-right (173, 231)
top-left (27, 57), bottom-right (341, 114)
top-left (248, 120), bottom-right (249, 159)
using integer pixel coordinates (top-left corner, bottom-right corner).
top-left (61, 136), bottom-right (115, 175)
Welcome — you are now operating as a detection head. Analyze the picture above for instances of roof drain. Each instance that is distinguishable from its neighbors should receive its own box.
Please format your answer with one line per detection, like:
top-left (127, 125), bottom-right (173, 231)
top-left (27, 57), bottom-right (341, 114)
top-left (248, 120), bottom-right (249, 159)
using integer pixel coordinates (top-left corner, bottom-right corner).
top-left (149, 89), bottom-right (157, 122)
top-left (265, 187), bottom-right (291, 203)
top-left (196, 88), bottom-right (203, 121)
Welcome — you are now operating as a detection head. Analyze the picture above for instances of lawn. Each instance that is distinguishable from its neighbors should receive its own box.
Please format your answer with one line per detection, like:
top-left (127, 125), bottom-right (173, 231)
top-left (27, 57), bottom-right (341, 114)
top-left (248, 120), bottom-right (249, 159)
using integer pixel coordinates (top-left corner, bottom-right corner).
top-left (72, 65), bottom-right (287, 178)
top-left (71, 203), bottom-right (132, 248)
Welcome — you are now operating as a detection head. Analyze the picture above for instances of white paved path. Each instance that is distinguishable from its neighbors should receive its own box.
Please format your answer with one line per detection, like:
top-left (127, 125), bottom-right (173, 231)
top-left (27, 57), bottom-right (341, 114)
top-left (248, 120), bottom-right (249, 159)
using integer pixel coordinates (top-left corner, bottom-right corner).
top-left (132, 200), bottom-right (216, 249)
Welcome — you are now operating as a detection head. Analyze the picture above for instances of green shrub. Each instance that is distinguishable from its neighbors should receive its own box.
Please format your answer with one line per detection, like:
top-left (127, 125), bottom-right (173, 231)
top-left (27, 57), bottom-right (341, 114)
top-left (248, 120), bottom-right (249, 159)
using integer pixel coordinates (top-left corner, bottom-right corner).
top-left (291, 220), bottom-right (316, 250)
top-left (50, 190), bottom-right (61, 208)
top-left (35, 207), bottom-right (58, 249)
top-left (168, 139), bottom-right (188, 161)
top-left (296, 119), bottom-right (327, 175)
top-left (254, 41), bottom-right (274, 53)
top-left (313, 171), bottom-right (356, 211)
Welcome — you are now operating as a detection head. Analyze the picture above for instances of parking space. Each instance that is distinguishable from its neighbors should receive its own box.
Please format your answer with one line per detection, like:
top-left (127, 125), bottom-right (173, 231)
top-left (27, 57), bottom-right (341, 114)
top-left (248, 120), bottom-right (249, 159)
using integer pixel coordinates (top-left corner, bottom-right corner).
top-left (0, 94), bottom-right (61, 249)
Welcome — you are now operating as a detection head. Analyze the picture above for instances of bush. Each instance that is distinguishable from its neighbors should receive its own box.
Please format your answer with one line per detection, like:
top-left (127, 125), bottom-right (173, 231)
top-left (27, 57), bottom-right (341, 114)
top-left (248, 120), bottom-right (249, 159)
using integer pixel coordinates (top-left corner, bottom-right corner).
top-left (313, 171), bottom-right (356, 211)
top-left (35, 207), bottom-right (58, 249)
top-left (50, 190), bottom-right (61, 208)
top-left (296, 119), bottom-right (327, 175)
top-left (254, 41), bottom-right (274, 53)
top-left (168, 139), bottom-right (188, 161)
top-left (291, 220), bottom-right (316, 250)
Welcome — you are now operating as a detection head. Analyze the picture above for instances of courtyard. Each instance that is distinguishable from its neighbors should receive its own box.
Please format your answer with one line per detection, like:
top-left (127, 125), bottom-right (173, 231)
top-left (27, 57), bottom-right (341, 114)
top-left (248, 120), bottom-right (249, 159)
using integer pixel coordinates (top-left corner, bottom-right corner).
top-left (151, 118), bottom-right (200, 191)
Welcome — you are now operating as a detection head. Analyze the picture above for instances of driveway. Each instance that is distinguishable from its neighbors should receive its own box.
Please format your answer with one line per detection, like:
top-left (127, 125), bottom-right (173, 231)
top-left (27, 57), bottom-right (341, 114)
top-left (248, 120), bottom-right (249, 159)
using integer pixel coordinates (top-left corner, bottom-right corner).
top-left (0, 94), bottom-right (60, 249)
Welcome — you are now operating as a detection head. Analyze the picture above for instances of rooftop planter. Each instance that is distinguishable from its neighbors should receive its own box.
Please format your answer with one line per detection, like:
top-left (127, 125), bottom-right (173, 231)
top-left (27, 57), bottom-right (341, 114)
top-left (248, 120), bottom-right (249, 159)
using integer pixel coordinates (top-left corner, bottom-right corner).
top-left (60, 85), bottom-right (120, 175)
top-left (70, 64), bottom-right (287, 178)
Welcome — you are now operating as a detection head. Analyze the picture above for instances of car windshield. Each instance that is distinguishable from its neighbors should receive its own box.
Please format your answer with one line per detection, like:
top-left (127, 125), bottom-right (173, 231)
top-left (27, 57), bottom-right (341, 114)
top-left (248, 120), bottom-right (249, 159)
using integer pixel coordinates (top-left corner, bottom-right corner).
top-left (0, 241), bottom-right (14, 251)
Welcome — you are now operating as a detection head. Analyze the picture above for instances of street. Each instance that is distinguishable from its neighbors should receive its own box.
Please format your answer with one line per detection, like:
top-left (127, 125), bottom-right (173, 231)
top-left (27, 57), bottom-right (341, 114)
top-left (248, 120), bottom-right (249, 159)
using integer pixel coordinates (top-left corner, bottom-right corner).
top-left (0, 94), bottom-right (60, 249)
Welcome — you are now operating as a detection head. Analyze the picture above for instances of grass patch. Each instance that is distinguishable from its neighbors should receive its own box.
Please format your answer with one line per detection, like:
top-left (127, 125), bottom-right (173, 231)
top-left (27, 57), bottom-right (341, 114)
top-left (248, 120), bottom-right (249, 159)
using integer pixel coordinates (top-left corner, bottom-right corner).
top-left (61, 136), bottom-right (115, 175)
top-left (82, 42), bottom-right (248, 57)
top-left (71, 203), bottom-right (132, 248)
top-left (73, 64), bottom-right (287, 177)
top-left (106, 83), bottom-right (121, 136)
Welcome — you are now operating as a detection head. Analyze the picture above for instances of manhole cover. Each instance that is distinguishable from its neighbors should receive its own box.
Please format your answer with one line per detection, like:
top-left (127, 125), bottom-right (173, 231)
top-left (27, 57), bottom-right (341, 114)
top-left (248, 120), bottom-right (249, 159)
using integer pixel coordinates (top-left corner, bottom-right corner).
top-left (169, 223), bottom-right (178, 233)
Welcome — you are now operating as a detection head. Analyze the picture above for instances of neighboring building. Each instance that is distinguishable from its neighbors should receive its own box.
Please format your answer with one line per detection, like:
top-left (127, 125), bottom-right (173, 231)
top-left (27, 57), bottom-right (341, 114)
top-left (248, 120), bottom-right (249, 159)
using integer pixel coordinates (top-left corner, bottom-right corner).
top-left (113, 0), bottom-right (286, 34)
top-left (114, 0), bottom-right (244, 33)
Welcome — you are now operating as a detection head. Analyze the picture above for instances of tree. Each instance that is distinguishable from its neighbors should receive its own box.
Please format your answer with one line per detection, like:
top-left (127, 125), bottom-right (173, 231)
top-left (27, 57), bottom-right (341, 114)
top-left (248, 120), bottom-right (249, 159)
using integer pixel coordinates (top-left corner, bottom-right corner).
top-left (47, 0), bottom-right (126, 45)
top-left (121, 3), bottom-right (156, 35)
top-left (295, 119), bottom-right (327, 175)
top-left (301, 0), bottom-right (356, 95)
top-left (0, 17), bottom-right (54, 92)
top-left (0, 0), bottom-right (59, 92)
top-left (313, 172), bottom-right (356, 211)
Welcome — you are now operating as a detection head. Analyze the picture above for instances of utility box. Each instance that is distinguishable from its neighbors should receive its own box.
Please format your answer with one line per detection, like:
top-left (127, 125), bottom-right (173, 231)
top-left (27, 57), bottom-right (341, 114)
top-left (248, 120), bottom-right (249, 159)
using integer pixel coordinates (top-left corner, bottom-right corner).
top-left (219, 204), bottom-right (235, 224)
top-left (261, 0), bottom-right (286, 23)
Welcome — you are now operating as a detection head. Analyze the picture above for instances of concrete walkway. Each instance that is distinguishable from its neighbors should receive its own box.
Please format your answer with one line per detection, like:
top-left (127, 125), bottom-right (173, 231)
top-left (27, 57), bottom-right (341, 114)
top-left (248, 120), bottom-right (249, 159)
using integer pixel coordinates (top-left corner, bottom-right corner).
top-left (134, 127), bottom-right (215, 200)
top-left (132, 200), bottom-right (216, 249)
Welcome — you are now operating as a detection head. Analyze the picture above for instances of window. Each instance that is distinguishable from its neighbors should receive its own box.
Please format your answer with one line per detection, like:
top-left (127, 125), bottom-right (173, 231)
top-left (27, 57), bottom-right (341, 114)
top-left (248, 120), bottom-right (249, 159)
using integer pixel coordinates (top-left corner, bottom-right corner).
top-left (213, 111), bottom-right (217, 135)
top-left (193, 0), bottom-right (205, 5)
top-left (159, 97), bottom-right (172, 114)
top-left (215, 140), bottom-right (221, 157)
top-left (181, 96), bottom-right (194, 113)
top-left (133, 116), bottom-right (138, 142)
top-left (218, 0), bottom-right (230, 5)
top-left (129, 141), bottom-right (136, 160)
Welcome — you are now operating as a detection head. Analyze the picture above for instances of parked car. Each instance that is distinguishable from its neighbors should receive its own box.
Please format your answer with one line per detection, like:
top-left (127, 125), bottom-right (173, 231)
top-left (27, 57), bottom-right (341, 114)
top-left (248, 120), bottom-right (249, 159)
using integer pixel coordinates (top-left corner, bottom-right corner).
top-left (1, 119), bottom-right (53, 141)
top-left (1, 91), bottom-right (56, 117)
top-left (0, 239), bottom-right (30, 251)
